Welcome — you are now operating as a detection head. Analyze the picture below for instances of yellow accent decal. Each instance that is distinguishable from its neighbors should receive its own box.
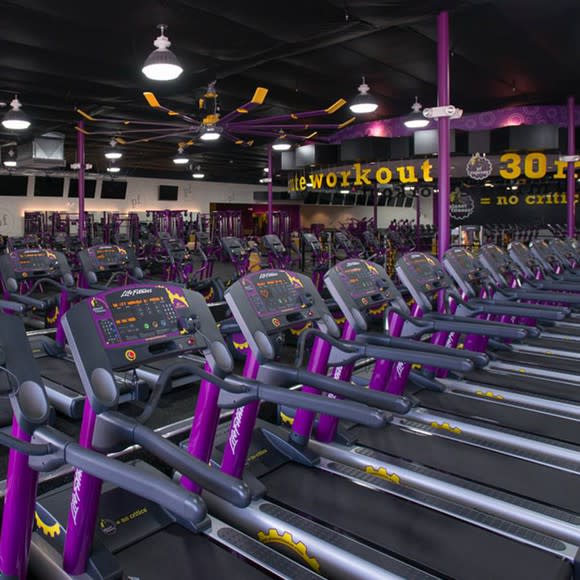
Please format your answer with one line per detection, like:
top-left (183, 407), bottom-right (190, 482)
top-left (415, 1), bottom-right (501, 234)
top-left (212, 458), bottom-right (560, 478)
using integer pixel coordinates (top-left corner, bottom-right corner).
top-left (165, 288), bottom-right (188, 307)
top-left (251, 87), bottom-right (269, 105)
top-left (333, 316), bottom-right (346, 325)
top-left (289, 322), bottom-right (313, 336)
top-left (202, 287), bottom-right (214, 302)
top-left (325, 98), bottom-right (347, 115)
top-left (233, 340), bottom-right (249, 350)
top-left (167, 110), bottom-right (179, 116)
top-left (279, 411), bottom-right (294, 426)
top-left (236, 108), bottom-right (248, 114)
top-left (143, 92), bottom-right (161, 108)
top-left (337, 117), bottom-right (356, 129)
top-left (35, 512), bottom-right (61, 538)
top-left (430, 421), bottom-right (462, 434)
top-left (46, 306), bottom-right (59, 325)
top-left (518, 368), bottom-right (526, 373)
top-left (365, 466), bottom-right (401, 484)
top-left (257, 529), bottom-right (320, 572)
top-left (286, 273), bottom-right (304, 288)
top-left (475, 390), bottom-right (505, 400)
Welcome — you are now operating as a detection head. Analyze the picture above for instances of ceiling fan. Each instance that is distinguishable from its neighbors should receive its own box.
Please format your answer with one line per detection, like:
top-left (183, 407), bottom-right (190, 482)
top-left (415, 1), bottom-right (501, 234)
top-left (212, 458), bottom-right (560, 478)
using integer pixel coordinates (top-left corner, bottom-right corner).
top-left (75, 82), bottom-right (354, 150)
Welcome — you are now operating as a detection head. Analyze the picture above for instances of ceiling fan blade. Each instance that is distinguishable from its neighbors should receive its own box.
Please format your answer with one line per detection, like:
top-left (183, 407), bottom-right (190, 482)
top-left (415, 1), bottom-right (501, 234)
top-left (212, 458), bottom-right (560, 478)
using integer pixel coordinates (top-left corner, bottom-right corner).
top-left (218, 87), bottom-right (268, 125)
top-left (120, 130), bottom-right (194, 145)
top-left (143, 92), bottom-right (199, 124)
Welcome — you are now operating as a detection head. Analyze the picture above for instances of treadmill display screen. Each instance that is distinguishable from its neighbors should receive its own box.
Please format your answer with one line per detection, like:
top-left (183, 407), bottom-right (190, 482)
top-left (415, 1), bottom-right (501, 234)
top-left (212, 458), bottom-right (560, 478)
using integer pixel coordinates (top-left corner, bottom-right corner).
top-left (89, 245), bottom-right (129, 269)
top-left (402, 254), bottom-right (440, 283)
top-left (93, 286), bottom-right (186, 346)
top-left (336, 260), bottom-right (379, 295)
top-left (12, 249), bottom-right (57, 273)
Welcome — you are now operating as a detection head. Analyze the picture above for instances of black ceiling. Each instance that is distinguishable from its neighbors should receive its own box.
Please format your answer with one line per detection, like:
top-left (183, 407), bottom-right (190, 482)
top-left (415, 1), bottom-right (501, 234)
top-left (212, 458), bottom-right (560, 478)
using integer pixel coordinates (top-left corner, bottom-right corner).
top-left (0, 0), bottom-right (577, 183)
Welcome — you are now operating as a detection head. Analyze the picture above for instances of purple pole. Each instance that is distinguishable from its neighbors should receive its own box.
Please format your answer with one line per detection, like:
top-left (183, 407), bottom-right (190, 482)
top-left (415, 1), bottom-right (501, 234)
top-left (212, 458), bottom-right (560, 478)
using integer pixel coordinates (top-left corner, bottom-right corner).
top-left (437, 11), bottom-right (451, 261)
top-left (77, 121), bottom-right (86, 247)
top-left (415, 192), bottom-right (421, 249)
top-left (267, 146), bottom-right (273, 235)
top-left (0, 420), bottom-right (39, 580)
top-left (373, 188), bottom-right (378, 228)
top-left (567, 96), bottom-right (576, 238)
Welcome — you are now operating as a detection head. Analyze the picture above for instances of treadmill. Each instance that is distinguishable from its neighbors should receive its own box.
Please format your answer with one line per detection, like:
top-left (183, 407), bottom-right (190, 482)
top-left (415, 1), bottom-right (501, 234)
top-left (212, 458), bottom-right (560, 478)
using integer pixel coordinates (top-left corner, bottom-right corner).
top-left (0, 247), bottom-right (144, 418)
top-left (202, 269), bottom-right (576, 580)
top-left (32, 281), bottom-right (424, 580)
top-left (77, 243), bottom-right (206, 391)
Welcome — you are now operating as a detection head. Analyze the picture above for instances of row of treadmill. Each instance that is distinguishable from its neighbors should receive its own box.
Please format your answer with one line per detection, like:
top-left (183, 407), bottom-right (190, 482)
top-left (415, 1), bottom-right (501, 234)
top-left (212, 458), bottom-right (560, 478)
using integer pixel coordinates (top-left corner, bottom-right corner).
top-left (0, 235), bottom-right (579, 578)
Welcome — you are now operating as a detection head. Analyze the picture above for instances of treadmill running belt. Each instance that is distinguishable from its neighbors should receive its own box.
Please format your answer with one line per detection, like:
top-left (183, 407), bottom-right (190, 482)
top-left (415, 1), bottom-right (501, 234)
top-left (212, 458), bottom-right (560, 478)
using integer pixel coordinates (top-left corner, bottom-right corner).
top-left (351, 424), bottom-right (580, 514)
top-left (262, 464), bottom-right (569, 580)
top-left (494, 350), bottom-right (580, 373)
top-left (37, 357), bottom-right (84, 394)
top-left (117, 524), bottom-right (271, 579)
top-left (464, 369), bottom-right (580, 403)
top-left (526, 337), bottom-right (580, 351)
top-left (539, 325), bottom-right (580, 338)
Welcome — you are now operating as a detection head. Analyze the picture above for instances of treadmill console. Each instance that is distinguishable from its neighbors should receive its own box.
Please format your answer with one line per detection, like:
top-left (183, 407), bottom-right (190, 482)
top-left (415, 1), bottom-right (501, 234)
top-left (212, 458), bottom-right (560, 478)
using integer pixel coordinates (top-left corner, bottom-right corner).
top-left (65, 284), bottom-right (230, 373)
top-left (159, 234), bottom-right (187, 262)
top-left (333, 231), bottom-right (355, 253)
top-left (324, 259), bottom-right (408, 332)
top-left (529, 240), bottom-right (562, 272)
top-left (507, 241), bottom-right (537, 278)
top-left (79, 244), bottom-right (141, 284)
top-left (362, 231), bottom-right (380, 250)
top-left (443, 248), bottom-right (488, 297)
top-left (221, 236), bottom-right (246, 260)
top-left (225, 270), bottom-right (338, 361)
top-left (262, 234), bottom-right (286, 255)
top-left (478, 245), bottom-right (515, 286)
top-left (551, 238), bottom-right (578, 265)
top-left (302, 232), bottom-right (322, 253)
top-left (0, 248), bottom-right (72, 288)
top-left (395, 252), bottom-right (454, 312)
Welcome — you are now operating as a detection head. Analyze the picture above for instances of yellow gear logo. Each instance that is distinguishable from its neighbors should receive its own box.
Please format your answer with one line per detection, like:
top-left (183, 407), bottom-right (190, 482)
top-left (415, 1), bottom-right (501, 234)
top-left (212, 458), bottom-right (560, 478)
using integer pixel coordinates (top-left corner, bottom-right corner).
top-left (289, 322), bottom-right (313, 336)
top-left (232, 340), bottom-right (249, 350)
top-left (430, 421), bottom-right (461, 434)
top-left (35, 512), bottom-right (61, 538)
top-left (368, 303), bottom-right (387, 316)
top-left (257, 529), bottom-right (320, 572)
top-left (364, 466), bottom-right (401, 484)
top-left (333, 316), bottom-right (346, 325)
top-left (279, 411), bottom-right (295, 426)
top-left (46, 306), bottom-right (60, 325)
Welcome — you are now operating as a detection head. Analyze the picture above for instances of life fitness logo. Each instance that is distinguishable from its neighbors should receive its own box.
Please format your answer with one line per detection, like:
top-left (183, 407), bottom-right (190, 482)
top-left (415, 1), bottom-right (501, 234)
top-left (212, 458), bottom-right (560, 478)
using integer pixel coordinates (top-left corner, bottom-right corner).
top-left (125, 349), bottom-right (137, 362)
top-left (120, 288), bottom-right (153, 298)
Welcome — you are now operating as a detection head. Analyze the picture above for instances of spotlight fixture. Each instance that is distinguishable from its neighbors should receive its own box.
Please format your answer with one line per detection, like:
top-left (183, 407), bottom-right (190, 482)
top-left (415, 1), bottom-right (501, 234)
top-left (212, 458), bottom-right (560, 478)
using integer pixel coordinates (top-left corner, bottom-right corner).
top-left (349, 77), bottom-right (378, 115)
top-left (192, 165), bottom-right (205, 179)
top-left (142, 24), bottom-right (183, 81)
top-left (107, 166), bottom-right (121, 173)
top-left (272, 130), bottom-right (291, 152)
top-left (403, 97), bottom-right (430, 129)
top-left (3, 148), bottom-right (16, 167)
top-left (104, 139), bottom-right (122, 160)
top-left (199, 125), bottom-right (221, 142)
top-left (172, 146), bottom-right (189, 164)
top-left (2, 96), bottom-right (31, 130)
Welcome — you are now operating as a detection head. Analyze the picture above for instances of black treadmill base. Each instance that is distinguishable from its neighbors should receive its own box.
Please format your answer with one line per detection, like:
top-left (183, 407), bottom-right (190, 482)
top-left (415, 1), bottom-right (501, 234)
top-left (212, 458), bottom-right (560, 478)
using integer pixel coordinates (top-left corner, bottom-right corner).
top-left (117, 524), bottom-right (271, 580)
top-left (262, 464), bottom-right (569, 580)
top-left (351, 424), bottom-right (580, 514)
top-left (494, 350), bottom-right (579, 374)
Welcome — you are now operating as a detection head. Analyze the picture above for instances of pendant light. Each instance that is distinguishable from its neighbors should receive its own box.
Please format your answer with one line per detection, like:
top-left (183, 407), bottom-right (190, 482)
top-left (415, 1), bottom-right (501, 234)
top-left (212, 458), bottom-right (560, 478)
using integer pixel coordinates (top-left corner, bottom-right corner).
top-left (3, 148), bottom-right (16, 167)
top-left (173, 146), bottom-right (189, 164)
top-left (404, 97), bottom-right (429, 129)
top-left (349, 77), bottom-right (378, 115)
top-left (104, 139), bottom-right (122, 160)
top-left (142, 25), bottom-right (183, 81)
top-left (272, 130), bottom-right (291, 152)
top-left (192, 165), bottom-right (205, 179)
top-left (107, 164), bottom-right (120, 173)
top-left (2, 96), bottom-right (31, 130)
top-left (199, 125), bottom-right (221, 142)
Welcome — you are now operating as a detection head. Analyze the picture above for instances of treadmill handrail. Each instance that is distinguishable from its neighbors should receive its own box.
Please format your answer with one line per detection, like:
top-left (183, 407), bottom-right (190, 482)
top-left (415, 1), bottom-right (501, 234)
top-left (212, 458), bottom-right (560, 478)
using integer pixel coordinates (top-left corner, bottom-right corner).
top-left (424, 313), bottom-right (529, 340)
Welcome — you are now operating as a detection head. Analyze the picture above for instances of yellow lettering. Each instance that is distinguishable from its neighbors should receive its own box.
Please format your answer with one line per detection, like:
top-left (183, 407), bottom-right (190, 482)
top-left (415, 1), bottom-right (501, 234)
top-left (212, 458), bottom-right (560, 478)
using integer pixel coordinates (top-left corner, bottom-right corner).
top-left (497, 196), bottom-right (508, 206)
top-left (524, 152), bottom-right (547, 179)
top-left (309, 173), bottom-right (324, 189)
top-left (375, 167), bottom-right (392, 184)
top-left (396, 165), bottom-right (418, 184)
top-left (499, 152), bottom-right (521, 180)
top-left (326, 172), bottom-right (337, 188)
top-left (508, 195), bottom-right (519, 205)
top-left (299, 176), bottom-right (306, 191)
top-left (421, 159), bottom-right (434, 182)
top-left (525, 195), bottom-right (535, 205)
top-left (353, 162), bottom-right (372, 186)
top-left (339, 170), bottom-right (351, 186)
top-left (553, 160), bottom-right (567, 179)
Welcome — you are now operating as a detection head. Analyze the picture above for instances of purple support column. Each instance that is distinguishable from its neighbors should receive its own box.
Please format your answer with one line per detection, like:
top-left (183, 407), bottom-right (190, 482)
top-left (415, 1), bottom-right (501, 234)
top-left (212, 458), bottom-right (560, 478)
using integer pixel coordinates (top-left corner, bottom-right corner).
top-left (437, 11), bottom-right (451, 261)
top-left (267, 146), bottom-right (273, 235)
top-left (373, 188), bottom-right (378, 227)
top-left (77, 121), bottom-right (86, 247)
top-left (567, 96), bottom-right (576, 238)
top-left (415, 192), bottom-right (421, 249)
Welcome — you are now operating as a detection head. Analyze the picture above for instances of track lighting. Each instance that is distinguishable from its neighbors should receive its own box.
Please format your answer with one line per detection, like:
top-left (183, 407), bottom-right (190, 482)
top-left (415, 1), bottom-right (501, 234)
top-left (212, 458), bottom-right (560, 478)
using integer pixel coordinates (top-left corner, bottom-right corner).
top-left (349, 77), bottom-right (378, 115)
top-left (142, 24), bottom-right (183, 81)
top-left (2, 97), bottom-right (31, 130)
top-left (404, 97), bottom-right (430, 129)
